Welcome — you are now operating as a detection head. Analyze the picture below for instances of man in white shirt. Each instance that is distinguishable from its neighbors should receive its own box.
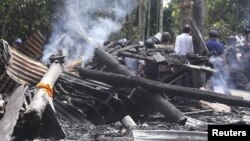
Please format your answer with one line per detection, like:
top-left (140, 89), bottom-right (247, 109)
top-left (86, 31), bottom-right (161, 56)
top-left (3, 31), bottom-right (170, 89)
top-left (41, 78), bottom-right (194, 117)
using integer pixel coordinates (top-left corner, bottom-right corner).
top-left (175, 24), bottom-right (193, 55)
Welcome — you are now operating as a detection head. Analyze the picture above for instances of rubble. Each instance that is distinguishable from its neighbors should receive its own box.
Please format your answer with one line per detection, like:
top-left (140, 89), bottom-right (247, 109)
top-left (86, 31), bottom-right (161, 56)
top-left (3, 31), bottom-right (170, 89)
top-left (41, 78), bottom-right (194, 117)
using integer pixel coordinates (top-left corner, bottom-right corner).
top-left (0, 29), bottom-right (250, 141)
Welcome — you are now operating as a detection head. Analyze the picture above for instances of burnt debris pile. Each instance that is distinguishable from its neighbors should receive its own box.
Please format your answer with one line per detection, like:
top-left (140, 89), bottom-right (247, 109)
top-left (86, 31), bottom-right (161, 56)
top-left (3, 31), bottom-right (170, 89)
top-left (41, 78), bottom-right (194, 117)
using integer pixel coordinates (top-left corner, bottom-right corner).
top-left (0, 30), bottom-right (250, 141)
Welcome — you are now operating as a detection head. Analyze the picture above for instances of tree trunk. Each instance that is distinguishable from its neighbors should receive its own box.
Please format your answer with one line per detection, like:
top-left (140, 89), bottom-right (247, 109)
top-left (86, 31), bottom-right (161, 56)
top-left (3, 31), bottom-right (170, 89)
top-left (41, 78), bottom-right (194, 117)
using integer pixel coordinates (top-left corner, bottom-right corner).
top-left (146, 0), bottom-right (151, 39)
top-left (180, 0), bottom-right (192, 27)
top-left (77, 69), bottom-right (250, 108)
top-left (192, 0), bottom-right (205, 55)
top-left (138, 0), bottom-right (147, 40)
top-left (191, 0), bottom-right (206, 88)
top-left (159, 0), bottom-right (164, 32)
top-left (193, 0), bottom-right (205, 35)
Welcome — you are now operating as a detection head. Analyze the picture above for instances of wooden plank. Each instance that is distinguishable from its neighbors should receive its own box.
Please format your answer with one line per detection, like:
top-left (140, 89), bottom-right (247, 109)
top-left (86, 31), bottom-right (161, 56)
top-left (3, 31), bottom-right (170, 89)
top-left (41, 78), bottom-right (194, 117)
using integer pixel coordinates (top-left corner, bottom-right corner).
top-left (199, 100), bottom-right (231, 113)
top-left (132, 130), bottom-right (207, 141)
top-left (189, 18), bottom-right (208, 54)
top-left (0, 85), bottom-right (28, 141)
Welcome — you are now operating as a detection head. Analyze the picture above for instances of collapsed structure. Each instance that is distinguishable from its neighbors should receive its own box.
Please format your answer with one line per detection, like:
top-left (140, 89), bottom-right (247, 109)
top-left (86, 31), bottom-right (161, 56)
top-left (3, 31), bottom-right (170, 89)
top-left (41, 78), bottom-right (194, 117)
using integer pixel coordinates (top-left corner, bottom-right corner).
top-left (0, 29), bottom-right (250, 141)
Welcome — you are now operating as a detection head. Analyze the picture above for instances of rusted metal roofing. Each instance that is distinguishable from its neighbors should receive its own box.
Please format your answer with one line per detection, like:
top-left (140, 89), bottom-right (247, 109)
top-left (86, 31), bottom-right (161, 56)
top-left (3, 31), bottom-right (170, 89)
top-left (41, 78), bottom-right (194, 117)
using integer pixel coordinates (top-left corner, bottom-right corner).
top-left (17, 30), bottom-right (46, 60)
top-left (1, 39), bottom-right (47, 86)
top-left (0, 30), bottom-right (47, 93)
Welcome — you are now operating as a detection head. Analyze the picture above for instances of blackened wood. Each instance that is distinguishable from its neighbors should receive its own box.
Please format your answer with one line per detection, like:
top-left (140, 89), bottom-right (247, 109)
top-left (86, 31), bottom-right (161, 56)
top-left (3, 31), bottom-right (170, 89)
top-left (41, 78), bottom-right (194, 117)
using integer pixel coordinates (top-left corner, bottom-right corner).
top-left (163, 69), bottom-right (189, 83)
top-left (53, 99), bottom-right (94, 125)
top-left (142, 89), bottom-right (187, 124)
top-left (118, 51), bottom-right (155, 61)
top-left (118, 52), bottom-right (214, 73)
top-left (184, 109), bottom-right (214, 116)
top-left (71, 28), bottom-right (186, 124)
top-left (58, 73), bottom-right (112, 101)
top-left (0, 85), bottom-right (28, 141)
top-left (94, 48), bottom-right (186, 124)
top-left (77, 69), bottom-right (250, 108)
top-left (77, 81), bottom-right (186, 125)
top-left (95, 47), bottom-right (132, 76)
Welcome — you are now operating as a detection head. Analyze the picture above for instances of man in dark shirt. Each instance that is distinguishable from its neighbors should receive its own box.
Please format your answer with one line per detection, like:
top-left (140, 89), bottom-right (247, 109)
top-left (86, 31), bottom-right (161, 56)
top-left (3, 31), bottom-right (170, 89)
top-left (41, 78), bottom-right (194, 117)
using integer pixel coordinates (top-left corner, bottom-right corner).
top-left (206, 30), bottom-right (224, 57)
top-left (205, 30), bottom-right (228, 94)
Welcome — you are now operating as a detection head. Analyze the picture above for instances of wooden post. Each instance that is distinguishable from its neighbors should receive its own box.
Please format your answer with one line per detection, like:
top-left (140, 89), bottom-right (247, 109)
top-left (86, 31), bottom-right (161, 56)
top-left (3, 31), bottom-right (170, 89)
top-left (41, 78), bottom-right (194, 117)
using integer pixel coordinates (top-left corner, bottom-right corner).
top-left (22, 56), bottom-right (65, 138)
top-left (23, 61), bottom-right (62, 121)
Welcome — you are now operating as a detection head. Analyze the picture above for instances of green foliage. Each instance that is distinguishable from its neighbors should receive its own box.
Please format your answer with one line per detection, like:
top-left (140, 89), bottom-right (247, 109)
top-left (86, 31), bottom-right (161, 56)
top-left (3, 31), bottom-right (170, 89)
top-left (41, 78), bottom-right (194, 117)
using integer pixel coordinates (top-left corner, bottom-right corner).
top-left (165, 0), bottom-right (250, 39)
top-left (204, 0), bottom-right (237, 38)
top-left (167, 0), bottom-right (182, 35)
top-left (0, 0), bottom-right (53, 43)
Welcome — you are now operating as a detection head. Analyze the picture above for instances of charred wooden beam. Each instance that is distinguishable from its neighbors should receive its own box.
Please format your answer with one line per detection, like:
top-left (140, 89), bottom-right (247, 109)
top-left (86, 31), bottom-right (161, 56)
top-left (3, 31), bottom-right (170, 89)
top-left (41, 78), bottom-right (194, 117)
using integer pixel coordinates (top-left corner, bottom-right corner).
top-left (66, 26), bottom-right (186, 124)
top-left (77, 69), bottom-right (250, 108)
top-left (94, 48), bottom-right (186, 124)
top-left (163, 69), bottom-right (189, 84)
top-left (118, 51), bottom-right (155, 61)
top-left (95, 47), bottom-right (132, 76)
top-left (58, 73), bottom-right (113, 101)
top-left (118, 52), bottom-right (214, 73)
top-left (184, 109), bottom-right (214, 116)
top-left (0, 85), bottom-right (28, 141)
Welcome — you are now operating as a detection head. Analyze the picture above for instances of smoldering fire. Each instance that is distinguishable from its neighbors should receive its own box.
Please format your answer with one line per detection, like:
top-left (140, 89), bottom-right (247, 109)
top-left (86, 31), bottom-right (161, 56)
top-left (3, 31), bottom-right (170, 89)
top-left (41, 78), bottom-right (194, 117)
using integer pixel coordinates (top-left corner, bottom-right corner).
top-left (42, 0), bottom-right (137, 65)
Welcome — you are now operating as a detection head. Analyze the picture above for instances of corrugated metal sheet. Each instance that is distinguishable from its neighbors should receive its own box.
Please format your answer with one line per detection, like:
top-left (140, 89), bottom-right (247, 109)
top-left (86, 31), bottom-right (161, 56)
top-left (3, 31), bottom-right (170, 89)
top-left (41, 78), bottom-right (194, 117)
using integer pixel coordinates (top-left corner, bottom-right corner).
top-left (7, 47), bottom-right (47, 85)
top-left (1, 39), bottom-right (47, 86)
top-left (0, 31), bottom-right (47, 93)
top-left (17, 30), bottom-right (46, 60)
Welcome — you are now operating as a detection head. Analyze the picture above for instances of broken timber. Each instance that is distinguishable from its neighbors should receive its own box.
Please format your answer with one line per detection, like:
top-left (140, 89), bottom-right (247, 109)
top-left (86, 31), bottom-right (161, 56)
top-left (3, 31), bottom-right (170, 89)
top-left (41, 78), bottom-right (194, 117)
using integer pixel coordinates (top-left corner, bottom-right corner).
top-left (94, 47), bottom-right (187, 124)
top-left (0, 85), bottom-right (28, 141)
top-left (67, 29), bottom-right (186, 124)
top-left (118, 51), bottom-right (215, 73)
top-left (77, 69), bottom-right (250, 108)
top-left (22, 56), bottom-right (65, 137)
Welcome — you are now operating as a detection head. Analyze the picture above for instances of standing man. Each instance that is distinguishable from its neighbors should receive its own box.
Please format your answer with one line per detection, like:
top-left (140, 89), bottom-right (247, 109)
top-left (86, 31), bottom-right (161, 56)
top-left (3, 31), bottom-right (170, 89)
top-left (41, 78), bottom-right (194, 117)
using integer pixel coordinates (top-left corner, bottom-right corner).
top-left (206, 30), bottom-right (224, 57)
top-left (205, 30), bottom-right (228, 94)
top-left (175, 24), bottom-right (193, 55)
top-left (174, 25), bottom-right (194, 87)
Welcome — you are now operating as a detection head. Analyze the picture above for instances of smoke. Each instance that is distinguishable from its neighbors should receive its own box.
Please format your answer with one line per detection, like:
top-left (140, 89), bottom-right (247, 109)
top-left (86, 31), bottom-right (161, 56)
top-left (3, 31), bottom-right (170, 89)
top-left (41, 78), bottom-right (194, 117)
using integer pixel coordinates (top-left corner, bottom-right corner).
top-left (42, 0), bottom-right (137, 65)
top-left (208, 56), bottom-right (229, 94)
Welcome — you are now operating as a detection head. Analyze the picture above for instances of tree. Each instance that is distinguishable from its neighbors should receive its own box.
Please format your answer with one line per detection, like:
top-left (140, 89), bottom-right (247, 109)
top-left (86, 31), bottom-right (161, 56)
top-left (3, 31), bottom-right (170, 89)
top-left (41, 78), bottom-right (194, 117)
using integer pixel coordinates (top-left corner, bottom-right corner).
top-left (0, 0), bottom-right (53, 42)
top-left (137, 0), bottom-right (147, 40)
top-left (159, 0), bottom-right (164, 32)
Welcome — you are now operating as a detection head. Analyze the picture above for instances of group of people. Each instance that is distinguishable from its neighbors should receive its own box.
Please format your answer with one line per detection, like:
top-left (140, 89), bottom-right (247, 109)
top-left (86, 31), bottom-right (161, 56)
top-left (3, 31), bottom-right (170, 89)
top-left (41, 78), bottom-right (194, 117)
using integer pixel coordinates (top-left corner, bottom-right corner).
top-left (123, 31), bottom-right (172, 80)
top-left (175, 24), bottom-right (250, 92)
top-left (123, 23), bottom-right (250, 93)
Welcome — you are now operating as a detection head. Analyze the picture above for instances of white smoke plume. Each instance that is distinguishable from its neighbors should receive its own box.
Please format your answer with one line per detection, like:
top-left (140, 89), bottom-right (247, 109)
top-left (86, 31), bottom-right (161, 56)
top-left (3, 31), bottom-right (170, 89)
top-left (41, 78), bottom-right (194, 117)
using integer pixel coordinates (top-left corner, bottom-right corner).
top-left (208, 56), bottom-right (231, 94)
top-left (42, 0), bottom-right (137, 65)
